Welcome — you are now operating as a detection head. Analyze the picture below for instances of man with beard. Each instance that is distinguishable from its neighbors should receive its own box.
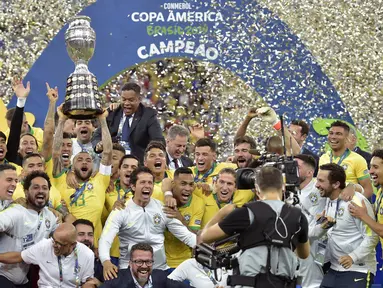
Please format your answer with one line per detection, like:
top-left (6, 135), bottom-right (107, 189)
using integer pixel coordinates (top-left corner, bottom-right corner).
top-left (0, 171), bottom-right (58, 287)
top-left (99, 167), bottom-right (196, 280)
top-left (74, 219), bottom-right (106, 285)
top-left (109, 143), bottom-right (126, 189)
top-left (0, 223), bottom-right (94, 288)
top-left (311, 164), bottom-right (378, 288)
top-left (100, 243), bottom-right (189, 288)
top-left (60, 108), bottom-right (112, 247)
top-left (233, 136), bottom-right (256, 168)
top-left (104, 154), bottom-right (139, 266)
top-left (0, 164), bottom-right (18, 211)
top-left (319, 121), bottom-right (373, 198)
top-left (162, 167), bottom-right (204, 269)
top-left (92, 82), bottom-right (164, 162)
top-left (144, 141), bottom-right (174, 202)
top-left (349, 149), bottom-right (383, 248)
top-left (72, 119), bottom-right (100, 170)
top-left (166, 125), bottom-right (193, 169)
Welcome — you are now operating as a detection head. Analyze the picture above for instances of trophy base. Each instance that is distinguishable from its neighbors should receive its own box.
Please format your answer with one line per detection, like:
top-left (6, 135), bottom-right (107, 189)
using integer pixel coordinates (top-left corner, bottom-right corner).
top-left (64, 108), bottom-right (103, 120)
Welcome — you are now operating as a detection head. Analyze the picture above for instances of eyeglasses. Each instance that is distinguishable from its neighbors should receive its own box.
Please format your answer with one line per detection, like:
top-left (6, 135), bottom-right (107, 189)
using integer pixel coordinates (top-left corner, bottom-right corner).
top-left (52, 237), bottom-right (75, 248)
top-left (131, 259), bottom-right (154, 267)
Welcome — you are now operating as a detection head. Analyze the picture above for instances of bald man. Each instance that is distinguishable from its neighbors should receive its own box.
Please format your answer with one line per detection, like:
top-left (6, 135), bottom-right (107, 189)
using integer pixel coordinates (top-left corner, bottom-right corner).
top-left (0, 223), bottom-right (95, 288)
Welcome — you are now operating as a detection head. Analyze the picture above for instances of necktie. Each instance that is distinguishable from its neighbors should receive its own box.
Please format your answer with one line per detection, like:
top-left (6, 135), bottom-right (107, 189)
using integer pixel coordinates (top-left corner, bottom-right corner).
top-left (121, 116), bottom-right (131, 141)
top-left (173, 158), bottom-right (179, 169)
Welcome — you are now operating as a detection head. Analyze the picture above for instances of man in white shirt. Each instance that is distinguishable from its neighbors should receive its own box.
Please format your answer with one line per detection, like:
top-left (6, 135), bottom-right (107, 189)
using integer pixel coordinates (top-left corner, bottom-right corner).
top-left (99, 166), bottom-right (197, 280)
top-left (0, 223), bottom-right (94, 288)
top-left (0, 163), bottom-right (17, 211)
top-left (166, 125), bottom-right (193, 169)
top-left (0, 170), bottom-right (58, 287)
top-left (311, 163), bottom-right (378, 288)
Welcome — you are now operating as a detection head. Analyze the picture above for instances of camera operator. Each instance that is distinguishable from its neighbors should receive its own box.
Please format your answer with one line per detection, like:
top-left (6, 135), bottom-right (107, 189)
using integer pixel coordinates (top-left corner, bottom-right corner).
top-left (200, 166), bottom-right (310, 288)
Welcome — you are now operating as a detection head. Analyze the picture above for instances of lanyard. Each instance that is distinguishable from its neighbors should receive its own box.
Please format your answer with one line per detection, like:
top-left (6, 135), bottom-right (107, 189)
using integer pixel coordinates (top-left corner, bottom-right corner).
top-left (375, 188), bottom-right (383, 218)
top-left (115, 179), bottom-right (132, 200)
top-left (326, 198), bottom-right (341, 221)
top-left (213, 193), bottom-right (232, 210)
top-left (194, 162), bottom-right (217, 183)
top-left (202, 266), bottom-right (219, 286)
top-left (36, 212), bottom-right (44, 230)
top-left (70, 182), bottom-right (88, 206)
top-left (57, 247), bottom-right (79, 288)
top-left (329, 148), bottom-right (350, 166)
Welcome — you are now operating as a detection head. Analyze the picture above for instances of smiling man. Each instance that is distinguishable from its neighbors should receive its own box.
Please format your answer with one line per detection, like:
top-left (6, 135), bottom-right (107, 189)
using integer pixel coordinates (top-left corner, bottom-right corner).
top-left (166, 125), bottom-right (193, 169)
top-left (99, 167), bottom-right (196, 281)
top-left (319, 121), bottom-right (373, 198)
top-left (0, 171), bottom-right (58, 287)
top-left (92, 82), bottom-right (164, 162)
top-left (0, 164), bottom-right (17, 211)
top-left (162, 167), bottom-right (204, 269)
top-left (0, 223), bottom-right (94, 288)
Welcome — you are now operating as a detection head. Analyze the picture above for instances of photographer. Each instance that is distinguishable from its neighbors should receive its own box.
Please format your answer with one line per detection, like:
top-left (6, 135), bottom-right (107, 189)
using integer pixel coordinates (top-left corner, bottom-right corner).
top-left (200, 166), bottom-right (310, 288)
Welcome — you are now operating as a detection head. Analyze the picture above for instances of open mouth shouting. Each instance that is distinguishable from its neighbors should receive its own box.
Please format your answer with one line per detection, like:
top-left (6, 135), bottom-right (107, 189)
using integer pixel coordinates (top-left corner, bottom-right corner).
top-left (35, 193), bottom-right (47, 205)
top-left (141, 188), bottom-right (152, 200)
top-left (0, 148), bottom-right (5, 159)
top-left (153, 160), bottom-right (163, 170)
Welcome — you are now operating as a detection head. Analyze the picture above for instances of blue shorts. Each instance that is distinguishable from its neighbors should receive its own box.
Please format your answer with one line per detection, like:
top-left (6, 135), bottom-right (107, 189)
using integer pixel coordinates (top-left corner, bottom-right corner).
top-left (320, 269), bottom-right (374, 288)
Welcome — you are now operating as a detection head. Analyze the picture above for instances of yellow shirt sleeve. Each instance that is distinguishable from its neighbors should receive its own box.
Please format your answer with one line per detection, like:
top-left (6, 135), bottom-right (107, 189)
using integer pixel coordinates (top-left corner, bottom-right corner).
top-left (188, 195), bottom-right (204, 230)
top-left (354, 156), bottom-right (370, 181)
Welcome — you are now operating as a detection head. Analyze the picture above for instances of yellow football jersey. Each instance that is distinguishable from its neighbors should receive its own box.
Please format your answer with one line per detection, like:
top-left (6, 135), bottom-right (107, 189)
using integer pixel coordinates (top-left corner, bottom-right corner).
top-left (104, 180), bottom-right (134, 258)
top-left (151, 170), bottom-right (174, 202)
top-left (374, 188), bottom-right (383, 247)
top-left (12, 182), bottom-right (62, 210)
top-left (61, 172), bottom-right (110, 247)
top-left (4, 160), bottom-right (22, 176)
top-left (319, 150), bottom-right (370, 184)
top-left (165, 194), bottom-right (204, 268)
top-left (45, 158), bottom-right (70, 195)
top-left (4, 126), bottom-right (44, 152)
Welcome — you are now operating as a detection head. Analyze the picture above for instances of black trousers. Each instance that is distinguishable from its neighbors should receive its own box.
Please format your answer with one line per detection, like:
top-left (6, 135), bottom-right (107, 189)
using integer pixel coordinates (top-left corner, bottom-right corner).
top-left (320, 269), bottom-right (374, 288)
top-left (0, 276), bottom-right (30, 288)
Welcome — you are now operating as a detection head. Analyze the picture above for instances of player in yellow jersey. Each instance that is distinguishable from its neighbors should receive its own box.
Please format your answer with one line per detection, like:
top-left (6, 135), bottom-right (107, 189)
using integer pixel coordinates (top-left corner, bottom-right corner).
top-left (105, 154), bottom-right (139, 265)
top-left (319, 121), bottom-right (373, 198)
top-left (350, 149), bottom-right (383, 246)
top-left (200, 168), bottom-right (253, 227)
top-left (162, 167), bottom-right (204, 269)
top-left (58, 106), bottom-right (112, 247)
top-left (192, 138), bottom-right (237, 196)
top-left (144, 141), bottom-right (174, 202)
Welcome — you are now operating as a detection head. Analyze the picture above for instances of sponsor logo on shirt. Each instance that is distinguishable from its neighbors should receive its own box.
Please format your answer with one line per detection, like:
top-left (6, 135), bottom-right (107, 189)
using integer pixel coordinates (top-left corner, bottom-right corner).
top-left (153, 213), bottom-right (161, 225)
top-left (183, 214), bottom-right (191, 224)
top-left (45, 219), bottom-right (51, 229)
top-left (309, 192), bottom-right (319, 205)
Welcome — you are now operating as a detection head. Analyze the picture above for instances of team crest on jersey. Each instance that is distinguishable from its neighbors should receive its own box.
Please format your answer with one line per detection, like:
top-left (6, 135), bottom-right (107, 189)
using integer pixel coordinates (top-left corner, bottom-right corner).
top-left (309, 192), bottom-right (319, 205)
top-left (87, 183), bottom-right (93, 190)
top-left (153, 213), bottom-right (161, 225)
top-left (380, 207), bottom-right (383, 215)
top-left (45, 219), bottom-right (51, 229)
top-left (337, 207), bottom-right (345, 218)
top-left (183, 214), bottom-right (191, 224)
top-left (212, 176), bottom-right (218, 183)
top-left (342, 164), bottom-right (348, 171)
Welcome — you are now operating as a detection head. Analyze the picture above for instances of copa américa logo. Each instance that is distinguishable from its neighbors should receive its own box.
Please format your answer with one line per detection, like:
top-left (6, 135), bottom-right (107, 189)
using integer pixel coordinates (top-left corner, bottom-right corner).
top-left (8, 0), bottom-right (356, 152)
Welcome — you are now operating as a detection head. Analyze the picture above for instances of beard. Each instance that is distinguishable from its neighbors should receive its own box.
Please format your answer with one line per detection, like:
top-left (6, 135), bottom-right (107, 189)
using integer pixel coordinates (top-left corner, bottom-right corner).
top-left (74, 168), bottom-right (92, 181)
top-left (27, 193), bottom-right (48, 210)
top-left (81, 240), bottom-right (94, 250)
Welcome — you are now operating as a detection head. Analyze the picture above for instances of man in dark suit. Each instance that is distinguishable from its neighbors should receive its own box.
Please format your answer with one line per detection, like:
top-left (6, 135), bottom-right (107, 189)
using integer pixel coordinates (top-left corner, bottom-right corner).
top-left (92, 83), bottom-right (164, 162)
top-left (100, 243), bottom-right (189, 288)
top-left (166, 125), bottom-right (193, 169)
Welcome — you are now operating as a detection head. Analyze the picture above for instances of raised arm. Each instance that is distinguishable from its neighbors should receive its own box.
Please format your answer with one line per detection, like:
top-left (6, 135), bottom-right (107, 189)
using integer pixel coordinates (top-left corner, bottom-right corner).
top-left (52, 104), bottom-right (68, 177)
top-left (6, 77), bottom-right (30, 163)
top-left (235, 108), bottom-right (257, 139)
top-left (41, 83), bottom-right (58, 161)
top-left (98, 110), bottom-right (112, 167)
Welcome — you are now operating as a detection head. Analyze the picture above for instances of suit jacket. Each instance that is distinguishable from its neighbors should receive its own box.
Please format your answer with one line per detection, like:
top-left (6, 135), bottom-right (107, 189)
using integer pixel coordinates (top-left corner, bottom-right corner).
top-left (100, 267), bottom-right (190, 288)
top-left (166, 154), bottom-right (194, 168)
top-left (354, 146), bottom-right (372, 168)
top-left (92, 103), bottom-right (165, 162)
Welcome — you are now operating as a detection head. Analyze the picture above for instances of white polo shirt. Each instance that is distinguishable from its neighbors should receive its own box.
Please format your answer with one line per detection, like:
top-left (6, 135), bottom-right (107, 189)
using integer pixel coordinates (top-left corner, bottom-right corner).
top-left (21, 239), bottom-right (94, 288)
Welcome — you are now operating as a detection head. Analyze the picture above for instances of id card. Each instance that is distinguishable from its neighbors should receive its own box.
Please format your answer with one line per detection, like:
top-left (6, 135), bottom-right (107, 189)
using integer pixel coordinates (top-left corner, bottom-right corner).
top-left (314, 241), bottom-right (327, 266)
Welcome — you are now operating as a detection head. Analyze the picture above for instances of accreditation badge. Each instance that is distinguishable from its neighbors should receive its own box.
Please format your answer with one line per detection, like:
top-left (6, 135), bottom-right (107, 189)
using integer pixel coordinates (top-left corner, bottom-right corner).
top-left (314, 237), bottom-right (328, 266)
